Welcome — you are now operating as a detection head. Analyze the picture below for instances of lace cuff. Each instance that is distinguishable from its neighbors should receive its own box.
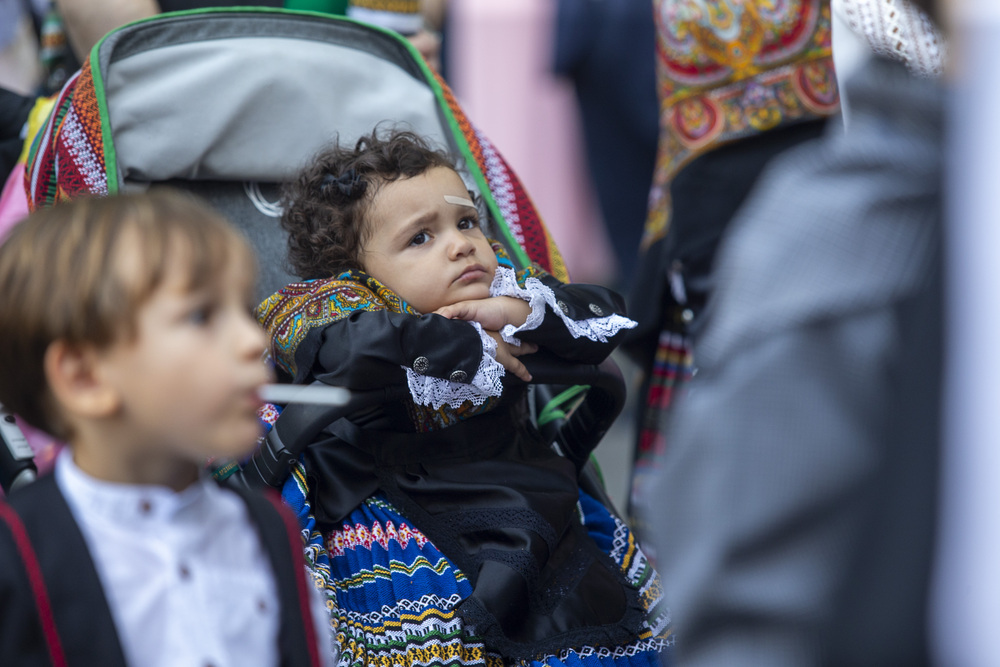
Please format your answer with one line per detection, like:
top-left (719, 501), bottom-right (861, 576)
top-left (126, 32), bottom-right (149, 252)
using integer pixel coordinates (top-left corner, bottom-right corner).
top-left (488, 266), bottom-right (546, 346)
top-left (489, 266), bottom-right (638, 344)
top-left (403, 321), bottom-right (505, 409)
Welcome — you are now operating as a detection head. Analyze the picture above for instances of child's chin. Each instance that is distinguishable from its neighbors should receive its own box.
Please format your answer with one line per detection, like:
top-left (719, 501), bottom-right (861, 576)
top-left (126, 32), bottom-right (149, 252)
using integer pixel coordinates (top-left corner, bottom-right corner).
top-left (462, 284), bottom-right (491, 300)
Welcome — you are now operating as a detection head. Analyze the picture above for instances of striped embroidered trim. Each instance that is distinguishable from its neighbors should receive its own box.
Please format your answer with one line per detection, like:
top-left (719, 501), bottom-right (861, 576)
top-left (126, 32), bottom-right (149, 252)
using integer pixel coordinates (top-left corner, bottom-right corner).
top-left (328, 516), bottom-right (430, 557)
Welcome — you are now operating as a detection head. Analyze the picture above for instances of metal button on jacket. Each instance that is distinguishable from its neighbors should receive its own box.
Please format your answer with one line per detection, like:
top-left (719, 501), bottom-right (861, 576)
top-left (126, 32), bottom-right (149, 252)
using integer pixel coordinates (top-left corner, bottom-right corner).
top-left (588, 303), bottom-right (604, 316)
top-left (413, 356), bottom-right (430, 373)
top-left (449, 370), bottom-right (469, 383)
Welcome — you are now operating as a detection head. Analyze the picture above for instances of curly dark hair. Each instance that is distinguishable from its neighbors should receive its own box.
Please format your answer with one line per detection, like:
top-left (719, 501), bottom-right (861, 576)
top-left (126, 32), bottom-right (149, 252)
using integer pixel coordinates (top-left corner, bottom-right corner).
top-left (282, 129), bottom-right (456, 279)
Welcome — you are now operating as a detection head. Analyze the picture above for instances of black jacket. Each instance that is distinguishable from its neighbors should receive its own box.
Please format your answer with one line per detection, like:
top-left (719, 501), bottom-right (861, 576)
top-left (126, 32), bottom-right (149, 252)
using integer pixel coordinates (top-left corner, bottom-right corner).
top-left (0, 474), bottom-right (323, 667)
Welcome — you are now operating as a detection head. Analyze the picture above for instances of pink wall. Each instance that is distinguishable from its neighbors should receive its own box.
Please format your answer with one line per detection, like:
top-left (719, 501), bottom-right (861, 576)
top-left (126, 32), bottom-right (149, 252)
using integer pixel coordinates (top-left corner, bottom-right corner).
top-left (448, 0), bottom-right (615, 284)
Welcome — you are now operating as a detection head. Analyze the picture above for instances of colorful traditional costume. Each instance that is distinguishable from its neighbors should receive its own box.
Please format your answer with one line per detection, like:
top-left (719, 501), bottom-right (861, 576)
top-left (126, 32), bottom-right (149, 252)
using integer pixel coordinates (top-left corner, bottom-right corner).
top-left (626, 0), bottom-right (842, 538)
top-left (257, 245), bottom-right (672, 667)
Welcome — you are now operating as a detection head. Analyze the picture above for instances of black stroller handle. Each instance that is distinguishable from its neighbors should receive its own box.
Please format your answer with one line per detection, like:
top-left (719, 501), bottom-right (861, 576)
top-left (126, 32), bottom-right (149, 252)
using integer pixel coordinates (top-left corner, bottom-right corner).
top-left (227, 384), bottom-right (409, 491)
top-left (522, 353), bottom-right (627, 513)
top-left (227, 355), bottom-right (626, 496)
top-left (0, 406), bottom-right (38, 495)
top-left (521, 351), bottom-right (627, 471)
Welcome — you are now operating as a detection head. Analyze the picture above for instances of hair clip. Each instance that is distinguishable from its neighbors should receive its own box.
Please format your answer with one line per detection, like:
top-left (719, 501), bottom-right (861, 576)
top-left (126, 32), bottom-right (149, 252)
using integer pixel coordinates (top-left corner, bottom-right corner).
top-left (321, 169), bottom-right (367, 201)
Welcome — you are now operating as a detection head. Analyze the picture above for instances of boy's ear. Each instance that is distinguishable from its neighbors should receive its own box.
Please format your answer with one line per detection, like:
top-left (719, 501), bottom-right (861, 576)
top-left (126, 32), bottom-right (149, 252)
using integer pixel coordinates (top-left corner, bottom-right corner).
top-left (44, 341), bottom-right (121, 420)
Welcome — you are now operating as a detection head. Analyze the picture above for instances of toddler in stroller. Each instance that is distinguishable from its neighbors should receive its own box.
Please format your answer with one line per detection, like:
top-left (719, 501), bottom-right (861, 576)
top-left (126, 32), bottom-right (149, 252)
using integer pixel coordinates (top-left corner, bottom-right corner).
top-left (259, 128), bottom-right (672, 665)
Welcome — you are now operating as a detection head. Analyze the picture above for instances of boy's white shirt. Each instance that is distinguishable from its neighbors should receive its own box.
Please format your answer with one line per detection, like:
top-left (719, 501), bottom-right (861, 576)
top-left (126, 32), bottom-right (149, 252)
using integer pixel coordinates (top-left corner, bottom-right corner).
top-left (55, 450), bottom-right (336, 667)
top-left (404, 266), bottom-right (637, 409)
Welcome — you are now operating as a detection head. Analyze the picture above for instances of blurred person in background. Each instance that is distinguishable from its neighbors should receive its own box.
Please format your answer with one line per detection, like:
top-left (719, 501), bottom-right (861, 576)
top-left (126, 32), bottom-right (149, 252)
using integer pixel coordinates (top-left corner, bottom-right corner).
top-left (641, 0), bottom-right (945, 664)
top-left (553, 0), bottom-right (659, 292)
top-left (0, 0), bottom-right (43, 95)
top-left (932, 0), bottom-right (1000, 664)
top-left (0, 87), bottom-right (32, 186)
top-left (0, 0), bottom-right (43, 197)
top-left (625, 0), bottom-right (840, 545)
top-left (0, 0), bottom-right (41, 181)
top-left (53, 0), bottom-right (442, 70)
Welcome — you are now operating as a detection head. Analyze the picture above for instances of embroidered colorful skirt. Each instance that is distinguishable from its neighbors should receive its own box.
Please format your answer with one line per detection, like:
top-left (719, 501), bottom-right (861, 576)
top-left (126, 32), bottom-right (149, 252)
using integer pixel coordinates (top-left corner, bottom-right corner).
top-left (627, 330), bottom-right (695, 556)
top-left (281, 461), bottom-right (673, 667)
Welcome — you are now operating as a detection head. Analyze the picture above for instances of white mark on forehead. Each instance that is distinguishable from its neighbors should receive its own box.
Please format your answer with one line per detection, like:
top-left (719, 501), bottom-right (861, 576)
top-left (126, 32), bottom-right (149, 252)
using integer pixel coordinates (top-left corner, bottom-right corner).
top-left (444, 195), bottom-right (475, 208)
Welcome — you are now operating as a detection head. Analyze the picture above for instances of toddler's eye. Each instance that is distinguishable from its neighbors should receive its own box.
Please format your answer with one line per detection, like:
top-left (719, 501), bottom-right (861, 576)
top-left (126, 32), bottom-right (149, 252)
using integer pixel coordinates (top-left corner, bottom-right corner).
top-left (409, 231), bottom-right (429, 246)
top-left (458, 217), bottom-right (478, 230)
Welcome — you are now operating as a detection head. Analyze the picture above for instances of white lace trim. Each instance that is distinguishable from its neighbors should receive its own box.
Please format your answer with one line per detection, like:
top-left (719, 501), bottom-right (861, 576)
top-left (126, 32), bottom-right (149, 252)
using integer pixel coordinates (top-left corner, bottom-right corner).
top-left (837, 0), bottom-right (945, 77)
top-left (488, 266), bottom-right (546, 345)
top-left (403, 321), bottom-right (505, 409)
top-left (489, 266), bottom-right (638, 344)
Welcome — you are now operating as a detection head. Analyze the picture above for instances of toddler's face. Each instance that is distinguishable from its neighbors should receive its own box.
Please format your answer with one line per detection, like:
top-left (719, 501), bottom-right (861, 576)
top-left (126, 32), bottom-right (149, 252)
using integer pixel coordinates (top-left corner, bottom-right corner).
top-left (97, 252), bottom-right (272, 464)
top-left (361, 166), bottom-right (498, 314)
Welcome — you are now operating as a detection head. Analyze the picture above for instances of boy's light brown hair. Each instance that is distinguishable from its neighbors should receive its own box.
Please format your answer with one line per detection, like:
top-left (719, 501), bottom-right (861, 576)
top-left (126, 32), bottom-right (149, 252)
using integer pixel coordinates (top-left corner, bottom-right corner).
top-left (0, 189), bottom-right (254, 440)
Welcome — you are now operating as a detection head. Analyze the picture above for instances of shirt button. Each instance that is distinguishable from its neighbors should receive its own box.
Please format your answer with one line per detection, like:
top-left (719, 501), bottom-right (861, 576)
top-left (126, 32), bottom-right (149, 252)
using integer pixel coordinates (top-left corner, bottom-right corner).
top-left (449, 370), bottom-right (468, 383)
top-left (556, 300), bottom-right (570, 315)
top-left (257, 599), bottom-right (268, 613)
top-left (412, 356), bottom-right (430, 373)
top-left (179, 564), bottom-right (191, 580)
top-left (588, 303), bottom-right (604, 316)
top-left (139, 500), bottom-right (152, 515)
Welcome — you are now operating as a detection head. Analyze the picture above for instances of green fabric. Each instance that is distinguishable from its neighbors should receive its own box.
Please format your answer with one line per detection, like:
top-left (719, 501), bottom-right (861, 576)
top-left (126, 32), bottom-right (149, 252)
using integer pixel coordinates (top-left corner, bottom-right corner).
top-left (537, 384), bottom-right (590, 427)
top-left (283, 0), bottom-right (348, 14)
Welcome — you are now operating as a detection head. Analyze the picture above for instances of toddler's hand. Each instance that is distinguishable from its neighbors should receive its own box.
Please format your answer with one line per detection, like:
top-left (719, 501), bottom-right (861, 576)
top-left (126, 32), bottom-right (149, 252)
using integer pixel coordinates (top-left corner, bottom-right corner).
top-left (434, 296), bottom-right (531, 331)
top-left (485, 331), bottom-right (536, 383)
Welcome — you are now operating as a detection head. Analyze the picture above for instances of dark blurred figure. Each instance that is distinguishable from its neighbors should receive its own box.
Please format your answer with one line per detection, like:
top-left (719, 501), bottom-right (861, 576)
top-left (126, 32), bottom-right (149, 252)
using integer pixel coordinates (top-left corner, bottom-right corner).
top-left (54, 0), bottom-right (441, 71)
top-left (643, 0), bottom-right (945, 663)
top-left (553, 0), bottom-right (658, 291)
top-left (0, 87), bottom-right (33, 185)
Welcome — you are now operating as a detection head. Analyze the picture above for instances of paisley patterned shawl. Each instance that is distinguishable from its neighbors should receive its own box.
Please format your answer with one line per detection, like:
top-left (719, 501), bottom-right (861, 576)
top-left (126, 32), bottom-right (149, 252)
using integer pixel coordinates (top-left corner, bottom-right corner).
top-left (257, 269), bottom-right (415, 381)
top-left (645, 0), bottom-right (841, 246)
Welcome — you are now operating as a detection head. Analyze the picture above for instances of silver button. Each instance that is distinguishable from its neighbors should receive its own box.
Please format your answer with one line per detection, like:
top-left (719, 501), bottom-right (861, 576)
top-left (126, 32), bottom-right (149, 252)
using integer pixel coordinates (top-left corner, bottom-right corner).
top-left (413, 356), bottom-right (429, 373)
top-left (556, 300), bottom-right (570, 315)
top-left (588, 303), bottom-right (604, 316)
top-left (681, 308), bottom-right (694, 323)
top-left (449, 370), bottom-right (469, 383)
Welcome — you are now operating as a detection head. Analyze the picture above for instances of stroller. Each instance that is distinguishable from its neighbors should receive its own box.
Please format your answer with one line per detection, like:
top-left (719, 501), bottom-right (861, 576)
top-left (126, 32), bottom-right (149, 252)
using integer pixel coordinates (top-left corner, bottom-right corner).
top-left (8, 8), bottom-right (671, 665)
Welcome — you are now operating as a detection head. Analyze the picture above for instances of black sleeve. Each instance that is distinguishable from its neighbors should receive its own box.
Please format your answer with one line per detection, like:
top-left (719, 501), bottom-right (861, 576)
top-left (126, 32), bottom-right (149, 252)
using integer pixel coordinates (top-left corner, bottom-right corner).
top-left (512, 275), bottom-right (631, 365)
top-left (313, 310), bottom-right (486, 389)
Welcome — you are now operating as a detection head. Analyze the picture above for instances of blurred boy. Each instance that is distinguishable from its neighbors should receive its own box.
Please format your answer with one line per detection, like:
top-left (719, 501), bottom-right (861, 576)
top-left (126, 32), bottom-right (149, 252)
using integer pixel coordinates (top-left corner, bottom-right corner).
top-left (0, 191), bottom-right (330, 666)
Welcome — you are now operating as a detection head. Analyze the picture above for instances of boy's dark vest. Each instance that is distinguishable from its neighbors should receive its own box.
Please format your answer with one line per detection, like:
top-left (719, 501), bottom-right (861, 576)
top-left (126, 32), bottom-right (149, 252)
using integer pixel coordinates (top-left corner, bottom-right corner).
top-left (0, 474), bottom-right (322, 667)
